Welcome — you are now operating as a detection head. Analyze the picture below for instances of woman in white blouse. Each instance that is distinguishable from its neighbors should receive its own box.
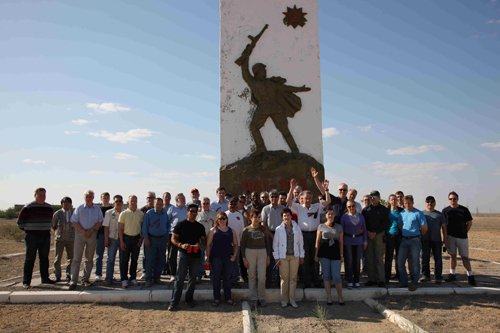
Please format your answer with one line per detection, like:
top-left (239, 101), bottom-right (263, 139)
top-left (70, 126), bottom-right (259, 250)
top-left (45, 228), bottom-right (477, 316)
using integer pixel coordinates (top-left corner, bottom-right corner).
top-left (273, 207), bottom-right (305, 308)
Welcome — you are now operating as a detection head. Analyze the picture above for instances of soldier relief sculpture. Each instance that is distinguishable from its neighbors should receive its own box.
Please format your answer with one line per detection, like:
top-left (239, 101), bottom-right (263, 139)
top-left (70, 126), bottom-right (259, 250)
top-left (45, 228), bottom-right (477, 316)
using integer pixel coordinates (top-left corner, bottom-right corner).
top-left (235, 24), bottom-right (311, 159)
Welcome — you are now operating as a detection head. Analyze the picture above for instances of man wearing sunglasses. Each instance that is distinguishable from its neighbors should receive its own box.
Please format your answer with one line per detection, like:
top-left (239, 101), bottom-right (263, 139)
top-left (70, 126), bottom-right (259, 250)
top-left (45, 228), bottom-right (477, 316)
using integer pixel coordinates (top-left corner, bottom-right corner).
top-left (443, 191), bottom-right (475, 286)
top-left (421, 196), bottom-right (447, 284)
top-left (169, 204), bottom-right (207, 311)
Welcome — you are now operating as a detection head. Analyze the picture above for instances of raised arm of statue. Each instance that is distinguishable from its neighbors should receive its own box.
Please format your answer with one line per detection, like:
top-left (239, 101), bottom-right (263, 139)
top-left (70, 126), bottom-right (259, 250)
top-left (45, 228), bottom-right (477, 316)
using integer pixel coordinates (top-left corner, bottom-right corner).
top-left (235, 24), bottom-right (269, 66)
top-left (282, 84), bottom-right (311, 93)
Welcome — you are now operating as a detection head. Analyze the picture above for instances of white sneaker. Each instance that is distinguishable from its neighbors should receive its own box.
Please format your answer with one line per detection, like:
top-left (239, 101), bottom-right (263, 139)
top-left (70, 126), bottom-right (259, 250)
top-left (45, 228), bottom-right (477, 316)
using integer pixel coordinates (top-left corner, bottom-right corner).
top-left (131, 279), bottom-right (139, 286)
top-left (281, 301), bottom-right (288, 308)
top-left (122, 280), bottom-right (128, 288)
top-left (355, 283), bottom-right (361, 288)
top-left (289, 299), bottom-right (298, 308)
top-left (95, 275), bottom-right (101, 282)
top-left (347, 283), bottom-right (353, 289)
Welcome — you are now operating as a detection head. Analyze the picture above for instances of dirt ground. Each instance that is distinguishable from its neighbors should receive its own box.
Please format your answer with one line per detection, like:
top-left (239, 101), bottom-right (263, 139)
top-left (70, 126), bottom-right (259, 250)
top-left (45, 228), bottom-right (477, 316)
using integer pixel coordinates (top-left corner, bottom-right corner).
top-left (377, 294), bottom-right (500, 333)
top-left (0, 301), bottom-right (242, 333)
top-left (253, 301), bottom-right (403, 333)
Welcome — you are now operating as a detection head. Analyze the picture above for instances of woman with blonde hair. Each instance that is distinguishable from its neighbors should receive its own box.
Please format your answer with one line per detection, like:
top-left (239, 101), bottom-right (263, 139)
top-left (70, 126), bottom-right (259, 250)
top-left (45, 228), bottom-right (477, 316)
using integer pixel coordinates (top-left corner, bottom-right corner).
top-left (205, 212), bottom-right (238, 306)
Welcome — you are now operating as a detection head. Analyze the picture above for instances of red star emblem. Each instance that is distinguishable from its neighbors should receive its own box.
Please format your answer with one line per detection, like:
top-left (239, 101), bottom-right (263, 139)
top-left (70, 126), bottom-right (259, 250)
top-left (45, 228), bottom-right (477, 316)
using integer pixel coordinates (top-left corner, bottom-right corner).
top-left (237, 216), bottom-right (241, 220)
top-left (283, 5), bottom-right (307, 29)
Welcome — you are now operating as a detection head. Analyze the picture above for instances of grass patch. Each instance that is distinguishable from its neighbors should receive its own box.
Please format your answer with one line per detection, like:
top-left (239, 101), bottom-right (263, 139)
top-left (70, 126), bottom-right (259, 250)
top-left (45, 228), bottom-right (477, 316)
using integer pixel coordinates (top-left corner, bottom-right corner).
top-left (0, 224), bottom-right (25, 242)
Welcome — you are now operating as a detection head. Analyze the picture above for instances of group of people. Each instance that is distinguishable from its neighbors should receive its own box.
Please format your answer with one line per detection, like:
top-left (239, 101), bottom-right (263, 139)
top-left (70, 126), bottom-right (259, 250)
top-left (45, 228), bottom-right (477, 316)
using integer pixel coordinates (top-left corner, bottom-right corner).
top-left (16, 167), bottom-right (475, 310)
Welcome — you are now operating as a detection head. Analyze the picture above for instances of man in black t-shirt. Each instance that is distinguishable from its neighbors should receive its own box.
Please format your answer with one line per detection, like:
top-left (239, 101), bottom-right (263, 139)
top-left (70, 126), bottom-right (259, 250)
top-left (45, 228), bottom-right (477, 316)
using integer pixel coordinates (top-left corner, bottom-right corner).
top-left (168, 204), bottom-right (207, 311)
top-left (442, 191), bottom-right (475, 285)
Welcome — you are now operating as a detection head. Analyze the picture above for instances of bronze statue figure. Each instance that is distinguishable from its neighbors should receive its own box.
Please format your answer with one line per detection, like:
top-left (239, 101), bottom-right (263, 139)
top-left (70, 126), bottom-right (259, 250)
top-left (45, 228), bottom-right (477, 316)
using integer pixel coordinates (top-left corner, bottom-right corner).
top-left (235, 24), bottom-right (311, 159)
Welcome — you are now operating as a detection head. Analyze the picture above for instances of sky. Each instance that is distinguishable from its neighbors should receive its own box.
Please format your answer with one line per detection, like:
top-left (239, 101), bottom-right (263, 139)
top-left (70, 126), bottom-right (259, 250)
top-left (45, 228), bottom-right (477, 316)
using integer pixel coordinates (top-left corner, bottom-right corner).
top-left (0, 0), bottom-right (499, 212)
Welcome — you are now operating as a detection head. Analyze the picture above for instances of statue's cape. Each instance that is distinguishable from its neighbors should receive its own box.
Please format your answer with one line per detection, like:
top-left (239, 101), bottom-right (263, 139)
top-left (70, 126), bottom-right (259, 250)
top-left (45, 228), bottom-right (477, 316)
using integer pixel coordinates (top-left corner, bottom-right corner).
top-left (250, 76), bottom-right (302, 118)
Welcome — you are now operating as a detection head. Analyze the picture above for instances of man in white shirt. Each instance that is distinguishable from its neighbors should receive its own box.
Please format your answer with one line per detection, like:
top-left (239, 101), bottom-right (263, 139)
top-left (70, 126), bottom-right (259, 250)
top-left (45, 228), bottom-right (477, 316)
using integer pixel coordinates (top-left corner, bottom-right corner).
top-left (102, 194), bottom-right (124, 286)
top-left (226, 198), bottom-right (245, 286)
top-left (195, 197), bottom-right (217, 281)
top-left (287, 173), bottom-right (331, 288)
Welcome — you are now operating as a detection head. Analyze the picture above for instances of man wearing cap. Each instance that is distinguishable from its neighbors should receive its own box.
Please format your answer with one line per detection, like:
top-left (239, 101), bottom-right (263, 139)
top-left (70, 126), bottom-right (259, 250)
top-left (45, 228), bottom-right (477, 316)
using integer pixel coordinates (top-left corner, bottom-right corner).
top-left (210, 187), bottom-right (229, 213)
top-left (168, 203), bottom-right (207, 311)
top-left (52, 196), bottom-right (75, 282)
top-left (166, 193), bottom-right (188, 277)
top-left (261, 189), bottom-right (285, 287)
top-left (421, 196), bottom-right (447, 283)
top-left (226, 197), bottom-right (246, 286)
top-left (443, 191), bottom-right (475, 286)
top-left (195, 197), bottom-right (217, 282)
top-left (187, 189), bottom-right (202, 209)
top-left (396, 195), bottom-right (427, 291)
top-left (362, 190), bottom-right (390, 287)
top-left (143, 197), bottom-right (169, 287)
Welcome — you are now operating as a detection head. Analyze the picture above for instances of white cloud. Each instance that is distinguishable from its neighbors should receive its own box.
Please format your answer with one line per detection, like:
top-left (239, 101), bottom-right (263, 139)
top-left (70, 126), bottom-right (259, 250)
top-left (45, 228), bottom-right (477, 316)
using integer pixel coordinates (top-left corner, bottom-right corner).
top-left (88, 113), bottom-right (94, 115)
top-left (114, 153), bottom-right (138, 160)
top-left (322, 127), bottom-right (340, 138)
top-left (87, 129), bottom-right (154, 143)
top-left (479, 142), bottom-right (500, 151)
top-left (386, 145), bottom-right (445, 155)
top-left (371, 162), bottom-right (468, 177)
top-left (66, 108), bottom-right (71, 110)
top-left (120, 172), bottom-right (138, 176)
top-left (357, 124), bottom-right (373, 132)
top-left (151, 173), bottom-right (191, 179)
top-left (494, 169), bottom-right (500, 176)
top-left (193, 172), bottom-right (217, 177)
top-left (86, 170), bottom-right (107, 175)
top-left (86, 102), bottom-right (131, 114)
top-left (200, 155), bottom-right (217, 160)
top-left (72, 119), bottom-right (89, 125)
top-left (64, 131), bottom-right (79, 135)
top-left (486, 19), bottom-right (500, 24)
top-left (183, 155), bottom-right (191, 157)
top-left (91, 155), bottom-right (98, 158)
top-left (23, 159), bottom-right (45, 164)
top-left (472, 33), bottom-right (498, 39)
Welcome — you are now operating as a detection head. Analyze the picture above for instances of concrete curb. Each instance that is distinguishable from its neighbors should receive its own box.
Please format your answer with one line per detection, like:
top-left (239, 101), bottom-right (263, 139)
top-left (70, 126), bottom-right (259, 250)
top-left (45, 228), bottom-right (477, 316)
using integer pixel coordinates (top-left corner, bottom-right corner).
top-left (304, 287), bottom-right (387, 301)
top-left (0, 291), bottom-right (11, 303)
top-left (242, 301), bottom-right (254, 333)
top-left (2, 287), bottom-right (500, 304)
top-left (364, 297), bottom-right (428, 333)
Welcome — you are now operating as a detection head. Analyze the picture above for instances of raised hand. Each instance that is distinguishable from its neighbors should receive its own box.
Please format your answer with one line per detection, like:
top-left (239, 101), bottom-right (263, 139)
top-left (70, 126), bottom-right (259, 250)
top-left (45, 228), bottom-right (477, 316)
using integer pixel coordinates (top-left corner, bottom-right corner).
top-left (323, 179), bottom-right (330, 191)
top-left (311, 167), bottom-right (318, 178)
top-left (290, 178), bottom-right (298, 188)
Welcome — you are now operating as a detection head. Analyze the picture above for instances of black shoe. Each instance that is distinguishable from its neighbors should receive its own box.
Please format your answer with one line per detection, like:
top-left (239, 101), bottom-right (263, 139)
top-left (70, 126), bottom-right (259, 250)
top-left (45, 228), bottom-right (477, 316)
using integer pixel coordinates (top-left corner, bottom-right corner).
top-left (365, 281), bottom-right (377, 287)
top-left (378, 282), bottom-right (386, 288)
top-left (22, 283), bottom-right (31, 289)
top-left (314, 282), bottom-right (323, 288)
top-left (55, 277), bottom-right (62, 282)
top-left (445, 274), bottom-right (456, 282)
top-left (66, 275), bottom-right (71, 281)
top-left (41, 278), bottom-right (56, 284)
top-left (167, 304), bottom-right (177, 311)
top-left (468, 275), bottom-right (476, 286)
top-left (186, 301), bottom-right (195, 308)
top-left (385, 279), bottom-right (390, 284)
top-left (68, 284), bottom-right (77, 291)
top-left (436, 276), bottom-right (443, 284)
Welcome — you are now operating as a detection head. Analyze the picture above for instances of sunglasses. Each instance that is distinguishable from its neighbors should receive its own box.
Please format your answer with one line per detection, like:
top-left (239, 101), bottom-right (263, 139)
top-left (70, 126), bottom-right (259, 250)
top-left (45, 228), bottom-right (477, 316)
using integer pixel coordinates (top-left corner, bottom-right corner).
top-left (270, 195), bottom-right (278, 198)
top-left (338, 189), bottom-right (347, 192)
top-left (347, 205), bottom-right (355, 208)
top-left (114, 200), bottom-right (122, 203)
top-left (449, 198), bottom-right (458, 201)
top-left (219, 217), bottom-right (228, 220)
top-left (147, 197), bottom-right (155, 199)
top-left (239, 200), bottom-right (246, 203)
top-left (261, 196), bottom-right (268, 199)
top-left (426, 200), bottom-right (435, 204)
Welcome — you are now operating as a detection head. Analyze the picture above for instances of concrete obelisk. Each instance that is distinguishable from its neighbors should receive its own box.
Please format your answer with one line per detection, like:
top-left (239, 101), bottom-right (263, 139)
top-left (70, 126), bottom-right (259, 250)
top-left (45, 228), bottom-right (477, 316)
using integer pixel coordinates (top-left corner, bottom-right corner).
top-left (220, 0), bottom-right (324, 197)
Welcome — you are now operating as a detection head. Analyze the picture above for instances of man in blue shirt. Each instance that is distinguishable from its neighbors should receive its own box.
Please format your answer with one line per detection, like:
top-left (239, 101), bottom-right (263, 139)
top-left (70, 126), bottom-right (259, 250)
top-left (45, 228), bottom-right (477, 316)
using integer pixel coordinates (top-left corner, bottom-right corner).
top-left (143, 198), bottom-right (170, 287)
top-left (397, 195), bottom-right (427, 291)
top-left (166, 193), bottom-right (188, 277)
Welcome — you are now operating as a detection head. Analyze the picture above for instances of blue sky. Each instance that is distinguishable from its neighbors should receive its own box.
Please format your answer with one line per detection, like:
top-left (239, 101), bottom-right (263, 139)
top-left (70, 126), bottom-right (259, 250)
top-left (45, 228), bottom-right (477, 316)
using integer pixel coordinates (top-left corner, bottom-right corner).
top-left (0, 0), bottom-right (499, 212)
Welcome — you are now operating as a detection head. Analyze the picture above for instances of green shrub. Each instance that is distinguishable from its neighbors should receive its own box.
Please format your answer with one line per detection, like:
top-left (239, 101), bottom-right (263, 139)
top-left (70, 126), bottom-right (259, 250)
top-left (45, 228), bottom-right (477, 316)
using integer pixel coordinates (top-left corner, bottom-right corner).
top-left (0, 224), bottom-right (25, 242)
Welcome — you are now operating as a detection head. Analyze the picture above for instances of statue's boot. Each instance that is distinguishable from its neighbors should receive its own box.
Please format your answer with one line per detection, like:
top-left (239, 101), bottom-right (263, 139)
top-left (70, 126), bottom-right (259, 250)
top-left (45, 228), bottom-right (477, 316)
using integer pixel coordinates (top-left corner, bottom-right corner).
top-left (251, 129), bottom-right (268, 157)
top-left (284, 134), bottom-right (300, 159)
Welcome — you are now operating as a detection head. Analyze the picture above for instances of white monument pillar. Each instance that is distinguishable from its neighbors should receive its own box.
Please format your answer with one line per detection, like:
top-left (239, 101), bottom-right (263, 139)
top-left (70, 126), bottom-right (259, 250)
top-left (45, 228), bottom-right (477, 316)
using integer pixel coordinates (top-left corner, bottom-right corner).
top-left (220, 0), bottom-right (324, 195)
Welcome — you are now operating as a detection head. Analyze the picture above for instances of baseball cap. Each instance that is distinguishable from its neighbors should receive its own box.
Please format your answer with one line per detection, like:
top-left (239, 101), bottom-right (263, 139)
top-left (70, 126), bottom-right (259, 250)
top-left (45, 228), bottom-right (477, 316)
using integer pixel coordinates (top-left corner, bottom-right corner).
top-left (370, 190), bottom-right (380, 197)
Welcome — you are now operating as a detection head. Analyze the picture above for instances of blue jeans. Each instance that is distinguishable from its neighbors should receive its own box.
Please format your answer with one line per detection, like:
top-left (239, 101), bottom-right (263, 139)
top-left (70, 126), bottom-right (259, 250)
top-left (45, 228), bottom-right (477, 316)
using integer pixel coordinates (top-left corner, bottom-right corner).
top-left (230, 252), bottom-right (241, 284)
top-left (105, 238), bottom-right (122, 282)
top-left (142, 242), bottom-right (146, 273)
top-left (319, 257), bottom-right (342, 284)
top-left (397, 237), bottom-right (422, 286)
top-left (211, 256), bottom-right (233, 301)
top-left (344, 244), bottom-right (362, 284)
top-left (95, 234), bottom-right (105, 277)
top-left (196, 247), bottom-right (206, 278)
top-left (145, 235), bottom-right (168, 282)
top-left (171, 252), bottom-right (200, 305)
top-left (24, 233), bottom-right (51, 285)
